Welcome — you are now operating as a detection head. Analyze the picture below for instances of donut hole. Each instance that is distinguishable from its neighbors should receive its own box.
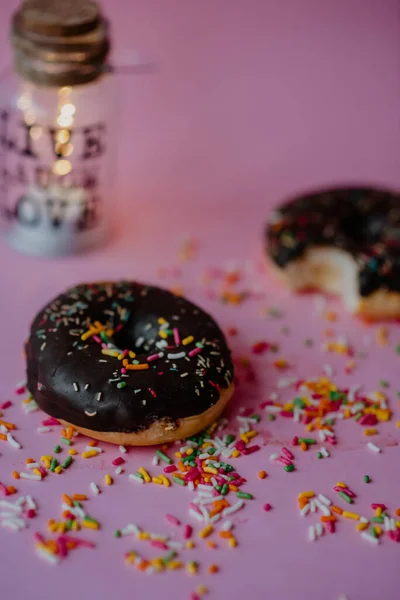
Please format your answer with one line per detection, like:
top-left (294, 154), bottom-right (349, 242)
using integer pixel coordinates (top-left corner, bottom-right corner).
top-left (112, 313), bottom-right (162, 354)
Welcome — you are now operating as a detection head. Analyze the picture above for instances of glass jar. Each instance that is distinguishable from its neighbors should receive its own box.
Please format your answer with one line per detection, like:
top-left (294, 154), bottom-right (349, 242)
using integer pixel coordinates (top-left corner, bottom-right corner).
top-left (0, 0), bottom-right (116, 256)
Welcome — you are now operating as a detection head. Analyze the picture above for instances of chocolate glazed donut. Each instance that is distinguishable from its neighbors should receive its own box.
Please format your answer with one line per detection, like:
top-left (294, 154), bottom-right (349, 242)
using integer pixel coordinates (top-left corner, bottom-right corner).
top-left (26, 281), bottom-right (234, 445)
top-left (266, 187), bottom-right (400, 318)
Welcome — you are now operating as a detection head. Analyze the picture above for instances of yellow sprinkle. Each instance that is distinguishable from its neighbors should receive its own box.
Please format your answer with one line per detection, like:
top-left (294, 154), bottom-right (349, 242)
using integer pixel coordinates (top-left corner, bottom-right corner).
top-left (357, 522), bottom-right (368, 531)
top-left (203, 467), bottom-right (218, 475)
top-left (374, 526), bottom-right (382, 536)
top-left (228, 537), bottom-right (237, 548)
top-left (68, 449), bottom-right (77, 455)
top-left (82, 519), bottom-right (99, 530)
top-left (363, 428), bottom-right (377, 436)
top-left (101, 349), bottom-right (119, 357)
top-left (72, 521), bottom-right (80, 531)
top-left (186, 540), bottom-right (195, 549)
top-left (81, 329), bottom-right (95, 341)
top-left (335, 482), bottom-right (346, 488)
top-left (137, 532), bottom-right (150, 540)
top-left (186, 562), bottom-right (198, 575)
top-left (342, 511), bottom-right (360, 521)
top-left (93, 321), bottom-right (104, 331)
top-left (199, 525), bottom-right (214, 539)
top-left (57, 523), bottom-right (66, 533)
top-left (117, 353), bottom-right (124, 360)
top-left (396, 421), bottom-right (400, 429)
top-left (32, 468), bottom-right (42, 477)
top-left (232, 450), bottom-right (240, 458)
top-left (166, 560), bottom-right (183, 570)
top-left (182, 336), bottom-right (194, 346)
top-left (375, 507), bottom-right (382, 517)
top-left (395, 521), bottom-right (400, 529)
top-left (138, 467), bottom-right (151, 483)
top-left (54, 466), bottom-right (63, 474)
top-left (175, 452), bottom-right (182, 458)
top-left (152, 477), bottom-right (163, 485)
top-left (160, 474), bottom-right (170, 487)
top-left (376, 409), bottom-right (391, 422)
top-left (186, 448), bottom-right (194, 456)
top-left (159, 330), bottom-right (168, 339)
top-left (81, 450), bottom-right (98, 459)
top-left (128, 351), bottom-right (136, 359)
top-left (104, 474), bottom-right (113, 486)
top-left (196, 585), bottom-right (208, 596)
top-left (158, 318), bottom-right (166, 325)
top-left (298, 491), bottom-right (315, 499)
top-left (240, 434), bottom-right (249, 444)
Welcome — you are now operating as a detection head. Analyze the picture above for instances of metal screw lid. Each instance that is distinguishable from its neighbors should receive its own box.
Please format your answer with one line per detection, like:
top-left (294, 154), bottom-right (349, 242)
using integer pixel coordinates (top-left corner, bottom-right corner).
top-left (11, 0), bottom-right (111, 87)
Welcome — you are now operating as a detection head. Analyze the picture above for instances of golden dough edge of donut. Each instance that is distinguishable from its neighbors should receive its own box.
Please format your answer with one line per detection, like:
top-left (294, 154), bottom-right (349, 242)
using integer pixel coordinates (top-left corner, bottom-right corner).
top-left (265, 246), bottom-right (400, 320)
top-left (58, 384), bottom-right (234, 446)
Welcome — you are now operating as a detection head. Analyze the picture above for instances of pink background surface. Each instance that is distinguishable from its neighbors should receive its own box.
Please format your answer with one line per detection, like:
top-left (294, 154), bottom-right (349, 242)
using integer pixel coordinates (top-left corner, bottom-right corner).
top-left (1, 1), bottom-right (400, 599)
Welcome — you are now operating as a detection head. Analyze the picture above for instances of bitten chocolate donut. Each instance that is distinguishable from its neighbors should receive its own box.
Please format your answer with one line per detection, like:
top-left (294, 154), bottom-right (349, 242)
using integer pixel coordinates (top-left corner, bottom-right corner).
top-left (266, 187), bottom-right (400, 318)
top-left (26, 281), bottom-right (234, 445)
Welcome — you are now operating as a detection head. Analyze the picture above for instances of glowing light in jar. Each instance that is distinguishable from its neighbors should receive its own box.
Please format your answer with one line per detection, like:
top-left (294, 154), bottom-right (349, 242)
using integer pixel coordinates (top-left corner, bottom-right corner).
top-left (29, 125), bottom-right (43, 140)
top-left (52, 159), bottom-right (72, 176)
top-left (60, 103), bottom-right (76, 117)
top-left (57, 114), bottom-right (73, 128)
top-left (56, 129), bottom-right (70, 143)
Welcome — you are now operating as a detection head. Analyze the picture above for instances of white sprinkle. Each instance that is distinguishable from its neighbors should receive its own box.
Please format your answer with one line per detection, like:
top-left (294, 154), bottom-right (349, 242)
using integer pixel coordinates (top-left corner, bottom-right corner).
top-left (315, 499), bottom-right (331, 516)
top-left (348, 384), bottom-right (362, 403)
top-left (269, 453), bottom-right (279, 461)
top-left (122, 523), bottom-right (141, 536)
top-left (85, 445), bottom-right (102, 453)
top-left (15, 497), bottom-right (26, 507)
top-left (26, 495), bottom-right (36, 510)
top-left (26, 462), bottom-right (40, 470)
top-left (323, 364), bottom-right (334, 377)
top-left (19, 472), bottom-right (41, 481)
top-left (265, 405), bottom-right (281, 413)
top-left (319, 430), bottom-right (326, 441)
top-left (209, 513), bottom-right (221, 524)
top-left (315, 522), bottom-right (324, 537)
top-left (320, 447), bottom-right (330, 458)
top-left (361, 531), bottom-right (380, 545)
top-left (222, 500), bottom-right (244, 517)
top-left (37, 426), bottom-right (52, 433)
top-left (90, 482), bottom-right (100, 494)
top-left (277, 377), bottom-right (297, 389)
top-left (300, 503), bottom-right (310, 517)
top-left (384, 516), bottom-right (391, 531)
top-left (7, 433), bottom-right (21, 449)
top-left (167, 352), bottom-right (186, 360)
top-left (0, 500), bottom-right (22, 511)
top-left (36, 546), bottom-right (60, 564)
top-left (318, 494), bottom-right (332, 506)
top-left (119, 445), bottom-right (127, 454)
top-left (152, 455), bottom-right (159, 466)
top-left (310, 500), bottom-right (316, 513)
top-left (40, 342), bottom-right (46, 351)
top-left (180, 372), bottom-right (189, 378)
top-left (85, 410), bottom-right (97, 417)
top-left (115, 466), bottom-right (123, 475)
top-left (73, 382), bottom-right (79, 392)
top-left (189, 508), bottom-right (204, 522)
top-left (269, 392), bottom-right (279, 401)
top-left (1, 519), bottom-right (22, 530)
top-left (168, 541), bottom-right (184, 550)
top-left (188, 481), bottom-right (195, 491)
top-left (135, 336), bottom-right (145, 347)
top-left (129, 474), bottom-right (144, 484)
top-left (367, 442), bottom-right (381, 453)
top-left (221, 520), bottom-right (233, 531)
top-left (95, 392), bottom-right (102, 402)
top-left (308, 525), bottom-right (316, 542)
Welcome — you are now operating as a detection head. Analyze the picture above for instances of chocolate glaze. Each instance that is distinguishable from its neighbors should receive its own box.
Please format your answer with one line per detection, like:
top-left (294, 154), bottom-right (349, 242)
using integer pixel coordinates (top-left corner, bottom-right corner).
top-left (266, 187), bottom-right (400, 297)
top-left (26, 281), bottom-right (234, 433)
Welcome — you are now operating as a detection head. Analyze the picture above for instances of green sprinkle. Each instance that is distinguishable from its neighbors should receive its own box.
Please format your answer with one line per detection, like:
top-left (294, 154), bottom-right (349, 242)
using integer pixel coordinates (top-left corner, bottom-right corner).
top-left (381, 512), bottom-right (388, 518)
top-left (284, 464), bottom-right (295, 472)
top-left (294, 397), bottom-right (305, 408)
top-left (298, 438), bottom-right (316, 445)
top-left (364, 475), bottom-right (371, 483)
top-left (371, 516), bottom-right (384, 523)
top-left (369, 527), bottom-right (378, 538)
top-left (379, 379), bottom-right (389, 388)
top-left (396, 344), bottom-right (400, 355)
top-left (225, 434), bottom-right (235, 444)
top-left (100, 331), bottom-right (111, 343)
top-left (208, 447), bottom-right (216, 455)
top-left (220, 484), bottom-right (228, 495)
top-left (182, 455), bottom-right (194, 462)
top-left (134, 472), bottom-right (144, 479)
top-left (236, 491), bottom-right (253, 500)
top-left (156, 449), bottom-right (172, 465)
top-left (304, 338), bottom-right (313, 347)
top-left (268, 414), bottom-right (276, 421)
top-left (316, 452), bottom-right (323, 459)
top-left (66, 520), bottom-right (73, 530)
top-left (338, 491), bottom-right (353, 504)
top-left (250, 414), bottom-right (261, 422)
top-left (62, 456), bottom-right (73, 469)
top-left (214, 484), bottom-right (222, 493)
top-left (83, 516), bottom-right (98, 524)
top-left (53, 444), bottom-right (61, 453)
top-left (325, 418), bottom-right (335, 425)
top-left (353, 412), bottom-right (363, 422)
top-left (172, 476), bottom-right (186, 486)
top-left (50, 458), bottom-right (58, 472)
top-left (114, 529), bottom-right (122, 538)
top-left (163, 551), bottom-right (177, 564)
top-left (117, 381), bottom-right (127, 389)
top-left (60, 437), bottom-right (72, 446)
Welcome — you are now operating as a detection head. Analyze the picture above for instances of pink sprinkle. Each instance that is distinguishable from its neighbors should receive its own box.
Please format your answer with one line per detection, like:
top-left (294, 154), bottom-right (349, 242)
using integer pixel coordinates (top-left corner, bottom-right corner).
top-left (57, 538), bottom-right (68, 558)
top-left (15, 386), bottom-right (26, 395)
top-left (280, 411), bottom-right (293, 418)
top-left (325, 521), bottom-right (335, 533)
top-left (42, 417), bottom-right (59, 426)
top-left (276, 456), bottom-right (292, 466)
top-left (371, 503), bottom-right (386, 510)
top-left (189, 594), bottom-right (200, 600)
top-left (112, 457), bottom-right (125, 466)
top-left (163, 465), bottom-right (177, 473)
top-left (185, 468), bottom-right (200, 482)
top-left (26, 509), bottom-right (36, 518)
top-left (263, 503), bottom-right (272, 512)
top-left (0, 482), bottom-right (9, 496)
top-left (291, 436), bottom-right (299, 446)
top-left (123, 349), bottom-right (129, 357)
top-left (334, 486), bottom-right (355, 497)
top-left (282, 447), bottom-right (294, 460)
top-left (34, 532), bottom-right (45, 543)
top-left (92, 335), bottom-right (101, 344)
top-left (260, 401), bottom-right (273, 409)
top-left (235, 440), bottom-right (246, 452)
top-left (325, 436), bottom-right (337, 445)
top-left (0, 401), bottom-right (11, 409)
top-left (147, 353), bottom-right (162, 362)
top-left (184, 524), bottom-right (193, 539)
top-left (165, 514), bottom-right (181, 526)
top-left (151, 540), bottom-right (169, 550)
top-left (188, 347), bottom-right (202, 357)
top-left (173, 328), bottom-right (181, 346)
top-left (58, 534), bottom-right (95, 548)
top-left (38, 467), bottom-right (47, 478)
top-left (189, 503), bottom-right (201, 514)
top-left (120, 368), bottom-right (127, 374)
top-left (116, 324), bottom-right (123, 332)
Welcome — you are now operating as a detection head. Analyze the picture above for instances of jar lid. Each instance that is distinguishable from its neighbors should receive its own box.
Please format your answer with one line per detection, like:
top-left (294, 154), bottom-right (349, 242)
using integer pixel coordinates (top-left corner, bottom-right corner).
top-left (11, 0), bottom-right (110, 87)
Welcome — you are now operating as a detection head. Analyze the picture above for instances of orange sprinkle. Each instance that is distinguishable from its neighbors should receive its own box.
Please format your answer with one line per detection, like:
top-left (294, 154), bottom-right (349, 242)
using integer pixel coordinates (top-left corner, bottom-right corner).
top-left (66, 427), bottom-right (74, 439)
top-left (207, 540), bottom-right (216, 549)
top-left (26, 458), bottom-right (35, 464)
top-left (178, 460), bottom-right (186, 472)
top-left (331, 505), bottom-right (343, 515)
top-left (219, 531), bottom-right (233, 539)
top-left (0, 420), bottom-right (16, 430)
top-left (72, 494), bottom-right (87, 501)
top-left (320, 516), bottom-right (336, 522)
top-left (377, 326), bottom-right (389, 347)
top-left (395, 508), bottom-right (400, 517)
top-left (300, 441), bottom-right (308, 451)
top-left (125, 364), bottom-right (149, 371)
top-left (62, 494), bottom-right (73, 506)
top-left (324, 311), bottom-right (337, 322)
top-left (258, 470), bottom-right (267, 480)
top-left (228, 484), bottom-right (238, 492)
top-left (208, 564), bottom-right (219, 575)
top-left (363, 428), bottom-right (377, 436)
top-left (0, 433), bottom-right (7, 441)
top-left (7, 486), bottom-right (17, 495)
top-left (273, 358), bottom-right (288, 370)
top-left (12, 471), bottom-right (20, 479)
top-left (88, 440), bottom-right (97, 447)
